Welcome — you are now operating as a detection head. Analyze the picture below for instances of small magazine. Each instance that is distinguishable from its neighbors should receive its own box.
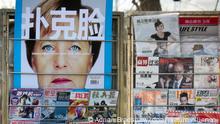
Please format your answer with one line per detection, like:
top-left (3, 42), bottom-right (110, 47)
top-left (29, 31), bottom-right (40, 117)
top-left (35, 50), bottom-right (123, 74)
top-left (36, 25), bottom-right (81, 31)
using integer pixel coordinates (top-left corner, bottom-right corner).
top-left (194, 56), bottom-right (219, 88)
top-left (54, 91), bottom-right (71, 123)
top-left (168, 89), bottom-right (195, 111)
top-left (67, 91), bottom-right (89, 123)
top-left (195, 89), bottom-right (218, 111)
top-left (9, 88), bottom-right (43, 120)
top-left (180, 16), bottom-right (219, 57)
top-left (40, 88), bottom-right (71, 123)
top-left (88, 90), bottom-right (119, 122)
top-left (133, 89), bottom-right (167, 123)
top-left (135, 56), bottom-right (159, 88)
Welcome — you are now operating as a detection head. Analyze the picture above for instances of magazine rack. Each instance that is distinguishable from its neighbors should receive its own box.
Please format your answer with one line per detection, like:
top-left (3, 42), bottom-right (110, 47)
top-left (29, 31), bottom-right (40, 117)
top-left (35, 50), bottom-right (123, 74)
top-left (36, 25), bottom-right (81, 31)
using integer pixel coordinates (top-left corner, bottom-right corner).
top-left (129, 11), bottom-right (220, 123)
top-left (1, 9), bottom-right (220, 124)
top-left (0, 10), bottom-right (125, 124)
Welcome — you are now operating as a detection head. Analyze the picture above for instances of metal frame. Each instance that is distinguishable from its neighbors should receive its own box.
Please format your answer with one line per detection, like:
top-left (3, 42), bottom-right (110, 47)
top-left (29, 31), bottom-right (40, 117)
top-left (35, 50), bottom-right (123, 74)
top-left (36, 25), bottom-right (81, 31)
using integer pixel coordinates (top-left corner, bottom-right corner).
top-left (0, 10), bottom-right (125, 124)
top-left (129, 11), bottom-right (220, 123)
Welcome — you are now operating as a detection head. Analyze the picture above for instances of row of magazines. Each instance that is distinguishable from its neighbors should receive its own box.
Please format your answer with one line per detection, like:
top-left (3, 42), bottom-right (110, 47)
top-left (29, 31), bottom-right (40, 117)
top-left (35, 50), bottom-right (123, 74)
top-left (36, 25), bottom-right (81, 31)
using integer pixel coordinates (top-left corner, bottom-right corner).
top-left (135, 55), bottom-right (220, 89)
top-left (133, 13), bottom-right (220, 57)
top-left (8, 88), bottom-right (119, 124)
top-left (134, 89), bottom-right (220, 123)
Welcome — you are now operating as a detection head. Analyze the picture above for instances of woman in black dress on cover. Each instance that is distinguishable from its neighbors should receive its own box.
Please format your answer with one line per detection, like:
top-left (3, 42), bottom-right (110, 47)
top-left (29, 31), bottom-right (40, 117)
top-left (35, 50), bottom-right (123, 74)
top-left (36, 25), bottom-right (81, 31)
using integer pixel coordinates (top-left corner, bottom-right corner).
top-left (150, 19), bottom-right (176, 56)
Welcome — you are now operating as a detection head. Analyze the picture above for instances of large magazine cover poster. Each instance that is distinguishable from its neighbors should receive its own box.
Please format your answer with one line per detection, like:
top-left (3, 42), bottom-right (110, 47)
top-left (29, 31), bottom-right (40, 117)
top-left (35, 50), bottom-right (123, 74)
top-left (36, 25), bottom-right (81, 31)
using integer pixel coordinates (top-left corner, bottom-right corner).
top-left (133, 89), bottom-right (167, 123)
top-left (180, 16), bottom-right (219, 57)
top-left (168, 89), bottom-right (195, 111)
top-left (195, 89), bottom-right (218, 111)
top-left (132, 13), bottom-right (180, 57)
top-left (14, 0), bottom-right (113, 89)
top-left (159, 58), bottom-right (193, 89)
top-left (194, 56), bottom-right (219, 88)
top-left (88, 90), bottom-right (119, 122)
top-left (9, 88), bottom-right (43, 120)
top-left (135, 56), bottom-right (159, 88)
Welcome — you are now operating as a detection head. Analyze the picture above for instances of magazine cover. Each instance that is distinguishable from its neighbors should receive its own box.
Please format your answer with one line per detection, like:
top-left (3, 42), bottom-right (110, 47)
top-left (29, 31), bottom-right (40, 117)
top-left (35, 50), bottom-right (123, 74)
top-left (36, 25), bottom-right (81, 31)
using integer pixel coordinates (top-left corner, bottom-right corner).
top-left (135, 56), bottom-right (159, 88)
top-left (132, 13), bottom-right (180, 57)
top-left (88, 90), bottom-right (119, 122)
top-left (166, 111), bottom-right (220, 124)
top-left (54, 91), bottom-right (71, 122)
top-left (67, 91), bottom-right (89, 123)
top-left (180, 16), bottom-right (219, 57)
top-left (168, 89), bottom-right (195, 111)
top-left (159, 58), bottom-right (193, 89)
top-left (14, 0), bottom-right (113, 89)
top-left (41, 88), bottom-right (71, 122)
top-left (194, 56), bottom-right (219, 88)
top-left (9, 88), bottom-right (43, 120)
top-left (195, 89), bottom-right (218, 111)
top-left (133, 89), bottom-right (167, 123)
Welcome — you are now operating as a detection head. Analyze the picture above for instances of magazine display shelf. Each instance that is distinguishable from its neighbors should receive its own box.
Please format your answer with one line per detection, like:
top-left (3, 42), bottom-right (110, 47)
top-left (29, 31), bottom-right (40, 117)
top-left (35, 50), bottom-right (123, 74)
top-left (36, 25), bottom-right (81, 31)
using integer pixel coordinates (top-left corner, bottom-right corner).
top-left (0, 10), bottom-right (125, 124)
top-left (130, 11), bottom-right (220, 123)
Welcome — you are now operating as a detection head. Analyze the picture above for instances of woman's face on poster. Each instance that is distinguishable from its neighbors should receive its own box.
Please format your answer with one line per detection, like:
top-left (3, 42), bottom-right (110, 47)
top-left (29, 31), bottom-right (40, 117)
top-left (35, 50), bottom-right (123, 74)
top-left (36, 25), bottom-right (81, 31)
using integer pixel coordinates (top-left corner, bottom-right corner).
top-left (31, 19), bottom-right (93, 89)
top-left (156, 24), bottom-right (164, 32)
